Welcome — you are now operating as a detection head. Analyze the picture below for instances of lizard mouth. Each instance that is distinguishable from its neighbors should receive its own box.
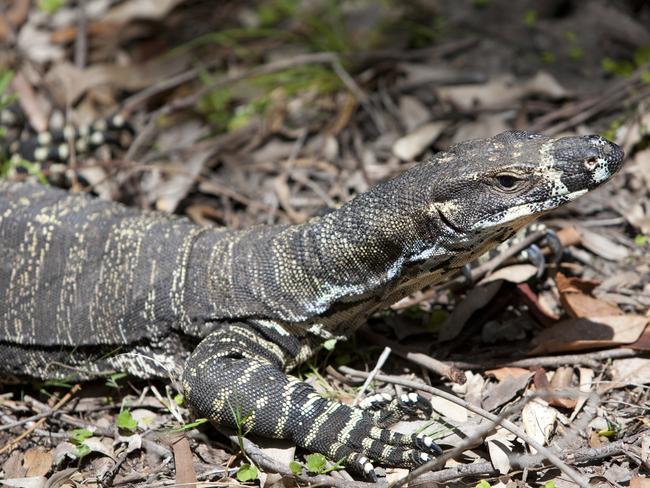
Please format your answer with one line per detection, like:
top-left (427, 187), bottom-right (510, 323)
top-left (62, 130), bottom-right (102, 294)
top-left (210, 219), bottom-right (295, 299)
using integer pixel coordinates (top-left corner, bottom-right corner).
top-left (473, 188), bottom-right (588, 230)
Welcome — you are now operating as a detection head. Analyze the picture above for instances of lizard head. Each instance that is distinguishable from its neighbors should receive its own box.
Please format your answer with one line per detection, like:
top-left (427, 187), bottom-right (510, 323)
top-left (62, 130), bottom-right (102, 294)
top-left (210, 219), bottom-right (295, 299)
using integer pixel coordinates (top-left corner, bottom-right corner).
top-left (422, 130), bottom-right (624, 242)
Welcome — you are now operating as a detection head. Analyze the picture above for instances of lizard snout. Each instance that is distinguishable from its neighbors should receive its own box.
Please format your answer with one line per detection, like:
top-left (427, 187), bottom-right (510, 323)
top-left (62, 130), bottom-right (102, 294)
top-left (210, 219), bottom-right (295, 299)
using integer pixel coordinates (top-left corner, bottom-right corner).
top-left (581, 136), bottom-right (624, 187)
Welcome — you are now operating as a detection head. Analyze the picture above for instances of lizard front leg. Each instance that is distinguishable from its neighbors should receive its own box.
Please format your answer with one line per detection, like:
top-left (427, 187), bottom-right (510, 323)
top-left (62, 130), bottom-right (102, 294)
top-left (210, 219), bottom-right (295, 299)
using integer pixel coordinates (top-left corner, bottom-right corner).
top-left (182, 322), bottom-right (441, 480)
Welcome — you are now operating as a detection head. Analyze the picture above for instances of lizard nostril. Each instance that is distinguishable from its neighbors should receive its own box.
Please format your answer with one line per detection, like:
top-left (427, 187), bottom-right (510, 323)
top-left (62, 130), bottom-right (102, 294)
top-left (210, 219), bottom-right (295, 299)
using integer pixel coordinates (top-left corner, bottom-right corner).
top-left (584, 156), bottom-right (599, 170)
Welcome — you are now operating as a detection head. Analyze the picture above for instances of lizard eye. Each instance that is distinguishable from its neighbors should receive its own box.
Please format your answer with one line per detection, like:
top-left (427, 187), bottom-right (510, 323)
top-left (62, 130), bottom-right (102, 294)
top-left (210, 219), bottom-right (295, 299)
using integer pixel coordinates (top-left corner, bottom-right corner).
top-left (495, 174), bottom-right (521, 190)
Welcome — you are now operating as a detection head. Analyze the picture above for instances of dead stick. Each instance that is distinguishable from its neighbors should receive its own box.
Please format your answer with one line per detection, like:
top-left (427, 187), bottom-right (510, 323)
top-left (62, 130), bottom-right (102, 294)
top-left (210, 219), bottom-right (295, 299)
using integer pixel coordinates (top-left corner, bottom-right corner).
top-left (0, 384), bottom-right (81, 455)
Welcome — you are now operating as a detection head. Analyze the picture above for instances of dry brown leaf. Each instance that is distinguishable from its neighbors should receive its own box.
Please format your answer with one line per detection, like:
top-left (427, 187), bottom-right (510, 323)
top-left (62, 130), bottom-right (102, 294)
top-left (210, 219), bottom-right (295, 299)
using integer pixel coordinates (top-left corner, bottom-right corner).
top-left (576, 226), bottom-right (629, 261)
top-left (532, 367), bottom-right (576, 409)
top-left (397, 95), bottom-right (431, 132)
top-left (517, 283), bottom-right (561, 323)
top-left (22, 448), bottom-right (52, 478)
top-left (556, 273), bottom-right (622, 318)
top-left (548, 366), bottom-right (577, 408)
top-left (451, 114), bottom-right (510, 144)
top-left (50, 21), bottom-right (123, 44)
top-left (480, 264), bottom-right (538, 284)
top-left (172, 436), bottom-right (197, 488)
top-left (630, 477), bottom-right (650, 488)
top-left (392, 122), bottom-right (446, 161)
top-left (570, 367), bottom-right (594, 421)
top-left (485, 367), bottom-right (531, 381)
top-left (486, 432), bottom-right (514, 474)
top-left (630, 323), bottom-right (650, 351)
top-left (0, 476), bottom-right (47, 488)
top-left (530, 315), bottom-right (649, 355)
top-left (482, 371), bottom-right (533, 412)
top-left (45, 56), bottom-right (191, 105)
top-left (555, 226), bottom-right (582, 247)
top-left (437, 71), bottom-right (568, 111)
top-left (103, 0), bottom-right (186, 24)
top-left (429, 396), bottom-right (468, 422)
top-left (521, 400), bottom-right (557, 454)
top-left (608, 357), bottom-right (650, 390)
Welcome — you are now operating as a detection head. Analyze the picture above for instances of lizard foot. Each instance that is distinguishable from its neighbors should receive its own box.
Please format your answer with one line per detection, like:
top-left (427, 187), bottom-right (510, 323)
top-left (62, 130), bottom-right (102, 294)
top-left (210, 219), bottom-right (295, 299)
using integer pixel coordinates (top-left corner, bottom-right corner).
top-left (298, 401), bottom-right (442, 481)
top-left (359, 392), bottom-right (433, 427)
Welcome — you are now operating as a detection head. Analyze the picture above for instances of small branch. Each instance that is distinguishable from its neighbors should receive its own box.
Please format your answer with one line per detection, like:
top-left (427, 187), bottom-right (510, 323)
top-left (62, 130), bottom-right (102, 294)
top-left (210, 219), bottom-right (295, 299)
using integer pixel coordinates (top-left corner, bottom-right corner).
top-left (126, 51), bottom-right (373, 159)
top-left (360, 328), bottom-right (466, 384)
top-left (447, 347), bottom-right (641, 371)
top-left (353, 346), bottom-right (392, 406)
top-left (0, 384), bottom-right (81, 455)
top-left (227, 432), bottom-right (380, 488)
top-left (74, 2), bottom-right (87, 68)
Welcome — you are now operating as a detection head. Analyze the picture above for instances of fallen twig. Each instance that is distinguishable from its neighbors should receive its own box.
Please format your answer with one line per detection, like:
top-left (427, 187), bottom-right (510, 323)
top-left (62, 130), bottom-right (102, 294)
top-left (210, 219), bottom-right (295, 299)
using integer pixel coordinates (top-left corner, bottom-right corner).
top-left (0, 384), bottom-right (81, 455)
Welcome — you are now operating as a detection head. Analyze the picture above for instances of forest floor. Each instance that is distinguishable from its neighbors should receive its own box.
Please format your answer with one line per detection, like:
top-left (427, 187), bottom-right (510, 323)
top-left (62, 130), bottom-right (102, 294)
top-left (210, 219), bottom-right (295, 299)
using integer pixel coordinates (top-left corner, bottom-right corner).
top-left (0, 0), bottom-right (649, 487)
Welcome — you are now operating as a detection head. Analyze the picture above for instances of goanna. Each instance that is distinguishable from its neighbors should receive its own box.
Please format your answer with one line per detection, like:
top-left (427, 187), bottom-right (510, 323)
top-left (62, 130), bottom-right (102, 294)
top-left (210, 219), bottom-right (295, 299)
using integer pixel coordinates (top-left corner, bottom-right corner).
top-left (0, 130), bottom-right (623, 479)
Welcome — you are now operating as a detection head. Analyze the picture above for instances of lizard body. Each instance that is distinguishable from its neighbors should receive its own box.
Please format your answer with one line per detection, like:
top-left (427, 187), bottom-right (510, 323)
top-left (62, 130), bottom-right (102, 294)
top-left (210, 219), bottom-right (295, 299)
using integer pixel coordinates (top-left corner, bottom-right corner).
top-left (0, 130), bottom-right (623, 477)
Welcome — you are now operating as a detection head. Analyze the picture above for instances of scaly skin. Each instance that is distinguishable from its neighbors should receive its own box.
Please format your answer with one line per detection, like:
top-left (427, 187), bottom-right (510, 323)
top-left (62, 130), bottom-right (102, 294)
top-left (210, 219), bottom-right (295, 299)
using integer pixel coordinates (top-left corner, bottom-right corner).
top-left (0, 130), bottom-right (624, 479)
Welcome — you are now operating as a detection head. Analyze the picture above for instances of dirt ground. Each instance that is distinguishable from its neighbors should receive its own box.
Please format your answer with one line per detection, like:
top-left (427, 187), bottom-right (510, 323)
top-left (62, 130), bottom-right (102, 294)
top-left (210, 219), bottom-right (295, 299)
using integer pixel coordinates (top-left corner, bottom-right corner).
top-left (0, 0), bottom-right (649, 487)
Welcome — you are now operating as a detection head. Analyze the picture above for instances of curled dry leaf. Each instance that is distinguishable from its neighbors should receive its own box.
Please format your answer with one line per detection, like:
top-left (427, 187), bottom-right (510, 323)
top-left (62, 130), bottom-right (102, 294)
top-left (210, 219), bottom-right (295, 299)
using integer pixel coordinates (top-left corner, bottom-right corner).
top-left (479, 264), bottom-right (538, 285)
top-left (451, 113), bottom-right (510, 144)
top-left (630, 477), bottom-right (650, 488)
top-left (482, 371), bottom-right (534, 412)
top-left (437, 71), bottom-right (568, 111)
top-left (516, 283), bottom-right (561, 323)
top-left (607, 357), bottom-right (650, 391)
top-left (397, 95), bottom-right (431, 132)
top-left (569, 367), bottom-right (594, 421)
top-left (22, 448), bottom-right (53, 478)
top-left (486, 430), bottom-right (515, 475)
top-left (392, 122), bottom-right (446, 161)
top-left (530, 315), bottom-right (649, 355)
top-left (575, 226), bottom-right (629, 261)
top-left (0, 476), bottom-right (47, 488)
top-left (485, 367), bottom-right (532, 382)
top-left (521, 400), bottom-right (557, 454)
top-left (533, 367), bottom-right (576, 409)
top-left (556, 273), bottom-right (623, 319)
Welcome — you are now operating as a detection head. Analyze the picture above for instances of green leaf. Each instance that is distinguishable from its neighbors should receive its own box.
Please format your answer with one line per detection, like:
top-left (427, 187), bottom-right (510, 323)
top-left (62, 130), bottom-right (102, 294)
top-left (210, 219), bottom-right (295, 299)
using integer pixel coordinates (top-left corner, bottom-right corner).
top-left (540, 51), bottom-right (556, 64)
top-left (427, 309), bottom-right (449, 331)
top-left (523, 9), bottom-right (537, 27)
top-left (170, 418), bottom-right (209, 432)
top-left (635, 234), bottom-right (648, 246)
top-left (38, 0), bottom-right (65, 14)
top-left (543, 481), bottom-right (556, 488)
top-left (116, 409), bottom-right (137, 431)
top-left (476, 480), bottom-right (492, 488)
top-left (174, 393), bottom-right (185, 406)
top-left (598, 428), bottom-right (617, 437)
top-left (641, 70), bottom-right (650, 85)
top-left (305, 453), bottom-right (327, 473)
top-left (74, 443), bottom-right (91, 459)
top-left (69, 428), bottom-right (92, 445)
top-left (568, 46), bottom-right (584, 61)
top-left (289, 460), bottom-right (303, 475)
top-left (236, 463), bottom-right (258, 482)
top-left (105, 372), bottom-right (127, 388)
top-left (323, 338), bottom-right (338, 351)
top-left (0, 71), bottom-right (14, 96)
top-left (633, 46), bottom-right (650, 67)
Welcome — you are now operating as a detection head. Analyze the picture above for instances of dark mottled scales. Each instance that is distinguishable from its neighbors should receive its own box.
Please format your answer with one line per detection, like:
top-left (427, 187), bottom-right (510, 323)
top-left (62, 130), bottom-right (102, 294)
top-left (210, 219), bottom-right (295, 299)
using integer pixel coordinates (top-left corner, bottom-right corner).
top-left (0, 131), bottom-right (624, 478)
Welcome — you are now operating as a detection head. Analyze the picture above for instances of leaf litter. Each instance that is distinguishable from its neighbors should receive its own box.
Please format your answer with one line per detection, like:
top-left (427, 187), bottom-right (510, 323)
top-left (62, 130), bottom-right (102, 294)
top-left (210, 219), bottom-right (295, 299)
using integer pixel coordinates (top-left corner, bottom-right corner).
top-left (1, 0), bottom-right (650, 486)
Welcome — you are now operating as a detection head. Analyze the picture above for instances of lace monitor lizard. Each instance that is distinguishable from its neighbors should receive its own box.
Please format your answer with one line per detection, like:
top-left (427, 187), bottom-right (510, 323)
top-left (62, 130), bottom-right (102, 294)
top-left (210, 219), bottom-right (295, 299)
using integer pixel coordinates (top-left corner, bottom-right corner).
top-left (0, 130), bottom-right (624, 479)
top-left (0, 104), bottom-right (131, 165)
